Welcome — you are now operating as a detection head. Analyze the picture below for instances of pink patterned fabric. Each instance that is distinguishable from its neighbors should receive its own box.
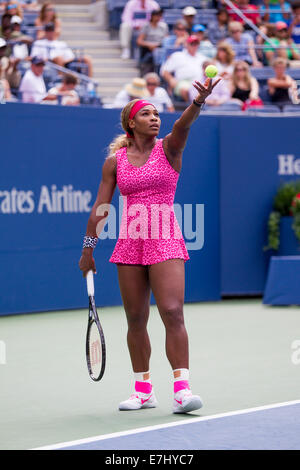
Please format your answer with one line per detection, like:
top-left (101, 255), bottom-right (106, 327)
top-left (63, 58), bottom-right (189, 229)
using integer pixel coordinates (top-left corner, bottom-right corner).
top-left (174, 380), bottom-right (190, 393)
top-left (135, 381), bottom-right (152, 394)
top-left (109, 138), bottom-right (190, 266)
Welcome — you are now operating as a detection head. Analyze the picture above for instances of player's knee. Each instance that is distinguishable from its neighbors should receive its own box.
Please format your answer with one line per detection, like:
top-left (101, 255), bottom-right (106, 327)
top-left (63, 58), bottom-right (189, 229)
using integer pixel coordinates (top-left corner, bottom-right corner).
top-left (126, 310), bottom-right (148, 331)
top-left (162, 305), bottom-right (184, 329)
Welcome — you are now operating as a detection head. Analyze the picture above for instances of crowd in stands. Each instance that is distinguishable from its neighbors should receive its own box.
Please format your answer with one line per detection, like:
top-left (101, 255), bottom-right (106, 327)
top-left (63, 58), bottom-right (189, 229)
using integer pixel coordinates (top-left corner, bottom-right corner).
top-left (0, 1), bottom-right (96, 105)
top-left (113, 0), bottom-right (300, 111)
top-left (1, 0), bottom-right (300, 111)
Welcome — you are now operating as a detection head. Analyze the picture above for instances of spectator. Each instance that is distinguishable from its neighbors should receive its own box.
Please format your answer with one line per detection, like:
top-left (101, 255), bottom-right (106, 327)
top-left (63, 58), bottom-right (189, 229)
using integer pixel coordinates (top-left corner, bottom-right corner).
top-left (137, 9), bottom-right (168, 75)
top-left (214, 41), bottom-right (235, 78)
top-left (189, 60), bottom-right (231, 107)
top-left (19, 0), bottom-right (39, 10)
top-left (31, 23), bottom-right (93, 77)
top-left (268, 57), bottom-right (299, 104)
top-left (10, 15), bottom-right (33, 59)
top-left (4, 2), bottom-right (23, 19)
top-left (0, 35), bottom-right (21, 89)
top-left (256, 22), bottom-right (276, 64)
top-left (144, 72), bottom-right (174, 112)
top-left (191, 24), bottom-right (216, 58)
top-left (113, 77), bottom-right (150, 108)
top-left (230, 60), bottom-right (260, 105)
top-left (260, 0), bottom-right (291, 24)
top-left (225, 0), bottom-right (261, 28)
top-left (264, 21), bottom-right (300, 63)
top-left (119, 0), bottom-right (159, 60)
top-left (160, 35), bottom-right (207, 102)
top-left (0, 51), bottom-right (12, 101)
top-left (227, 21), bottom-right (262, 66)
top-left (207, 8), bottom-right (230, 44)
top-left (19, 55), bottom-right (46, 103)
top-left (35, 3), bottom-right (61, 40)
top-left (182, 6), bottom-right (197, 35)
top-left (160, 19), bottom-right (188, 63)
top-left (288, 2), bottom-right (300, 44)
top-left (42, 73), bottom-right (80, 106)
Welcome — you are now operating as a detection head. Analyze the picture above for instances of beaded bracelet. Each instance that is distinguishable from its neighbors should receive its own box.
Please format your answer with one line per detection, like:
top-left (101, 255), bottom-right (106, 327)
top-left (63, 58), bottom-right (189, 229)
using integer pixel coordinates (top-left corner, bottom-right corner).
top-left (83, 236), bottom-right (98, 249)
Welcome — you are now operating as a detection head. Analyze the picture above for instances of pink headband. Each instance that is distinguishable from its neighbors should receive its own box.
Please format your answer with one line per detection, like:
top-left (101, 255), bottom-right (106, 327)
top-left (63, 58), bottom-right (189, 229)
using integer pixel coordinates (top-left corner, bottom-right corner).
top-left (126, 100), bottom-right (155, 138)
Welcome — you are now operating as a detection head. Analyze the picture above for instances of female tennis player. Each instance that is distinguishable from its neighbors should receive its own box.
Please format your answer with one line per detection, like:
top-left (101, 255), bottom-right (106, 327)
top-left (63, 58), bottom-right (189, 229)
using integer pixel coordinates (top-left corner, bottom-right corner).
top-left (79, 76), bottom-right (220, 413)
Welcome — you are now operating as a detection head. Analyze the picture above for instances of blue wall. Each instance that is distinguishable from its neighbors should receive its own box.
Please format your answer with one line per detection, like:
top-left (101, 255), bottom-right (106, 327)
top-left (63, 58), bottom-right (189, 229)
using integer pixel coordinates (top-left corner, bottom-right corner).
top-left (220, 116), bottom-right (300, 295)
top-left (1, 104), bottom-right (300, 315)
top-left (0, 104), bottom-right (220, 315)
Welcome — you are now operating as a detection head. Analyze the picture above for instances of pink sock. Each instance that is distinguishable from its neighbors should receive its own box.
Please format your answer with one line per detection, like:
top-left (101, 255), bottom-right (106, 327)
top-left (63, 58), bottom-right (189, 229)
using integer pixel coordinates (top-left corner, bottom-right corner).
top-left (134, 371), bottom-right (152, 394)
top-left (174, 380), bottom-right (190, 393)
top-left (135, 381), bottom-right (152, 394)
top-left (173, 368), bottom-right (190, 393)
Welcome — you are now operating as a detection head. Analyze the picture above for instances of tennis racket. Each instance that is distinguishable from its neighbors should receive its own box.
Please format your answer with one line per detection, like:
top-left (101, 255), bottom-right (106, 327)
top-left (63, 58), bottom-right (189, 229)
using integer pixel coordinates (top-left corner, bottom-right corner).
top-left (86, 270), bottom-right (106, 381)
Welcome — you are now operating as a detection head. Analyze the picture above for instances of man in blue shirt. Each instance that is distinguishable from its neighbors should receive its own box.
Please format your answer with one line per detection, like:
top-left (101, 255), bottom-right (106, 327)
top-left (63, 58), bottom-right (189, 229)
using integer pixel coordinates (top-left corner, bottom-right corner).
top-left (288, 2), bottom-right (300, 43)
top-left (260, 0), bottom-right (291, 24)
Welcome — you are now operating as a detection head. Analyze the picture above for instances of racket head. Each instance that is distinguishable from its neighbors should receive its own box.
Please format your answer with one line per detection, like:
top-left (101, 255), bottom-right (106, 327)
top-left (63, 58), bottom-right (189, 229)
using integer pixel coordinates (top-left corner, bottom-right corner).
top-left (86, 296), bottom-right (106, 382)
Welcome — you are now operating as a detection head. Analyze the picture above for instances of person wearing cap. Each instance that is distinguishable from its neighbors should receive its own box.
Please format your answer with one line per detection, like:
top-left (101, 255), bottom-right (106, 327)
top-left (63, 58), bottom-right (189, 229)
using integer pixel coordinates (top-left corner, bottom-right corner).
top-left (191, 24), bottom-right (216, 58)
top-left (35, 2), bottom-right (61, 40)
top-left (182, 6), bottom-right (197, 35)
top-left (31, 22), bottom-right (93, 77)
top-left (137, 9), bottom-right (168, 75)
top-left (19, 56), bottom-right (46, 103)
top-left (260, 0), bottom-right (291, 25)
top-left (9, 15), bottom-right (33, 59)
top-left (119, 0), bottom-right (160, 60)
top-left (113, 77), bottom-right (150, 108)
top-left (264, 21), bottom-right (300, 62)
top-left (160, 35), bottom-right (207, 102)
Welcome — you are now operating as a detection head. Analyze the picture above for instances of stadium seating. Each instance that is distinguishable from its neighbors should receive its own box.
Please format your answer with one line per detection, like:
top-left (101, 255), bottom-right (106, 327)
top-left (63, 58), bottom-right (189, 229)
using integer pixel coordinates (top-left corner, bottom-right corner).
top-left (282, 105), bottom-right (300, 113)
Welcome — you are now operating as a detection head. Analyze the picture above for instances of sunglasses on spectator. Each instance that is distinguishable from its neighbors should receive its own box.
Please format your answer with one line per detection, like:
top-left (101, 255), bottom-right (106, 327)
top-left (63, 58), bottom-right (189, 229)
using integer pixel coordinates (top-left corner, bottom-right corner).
top-left (147, 82), bottom-right (158, 86)
top-left (46, 8), bottom-right (55, 11)
top-left (176, 27), bottom-right (186, 31)
top-left (236, 67), bottom-right (247, 71)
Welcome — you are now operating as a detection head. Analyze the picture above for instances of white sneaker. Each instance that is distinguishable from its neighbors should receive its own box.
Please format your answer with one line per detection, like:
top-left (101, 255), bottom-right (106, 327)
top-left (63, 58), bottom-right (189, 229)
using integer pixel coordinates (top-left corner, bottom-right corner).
top-left (173, 388), bottom-right (203, 414)
top-left (121, 48), bottom-right (130, 60)
top-left (119, 390), bottom-right (158, 411)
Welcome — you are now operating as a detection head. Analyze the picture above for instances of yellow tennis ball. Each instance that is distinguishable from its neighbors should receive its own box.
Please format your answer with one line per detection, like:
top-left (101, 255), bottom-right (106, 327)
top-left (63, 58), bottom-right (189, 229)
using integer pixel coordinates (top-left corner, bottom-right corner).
top-left (205, 65), bottom-right (218, 78)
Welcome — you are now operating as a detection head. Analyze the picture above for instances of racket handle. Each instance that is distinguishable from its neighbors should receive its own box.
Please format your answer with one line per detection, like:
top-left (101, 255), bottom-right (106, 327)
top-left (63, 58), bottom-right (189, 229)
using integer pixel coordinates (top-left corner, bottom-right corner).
top-left (86, 270), bottom-right (94, 297)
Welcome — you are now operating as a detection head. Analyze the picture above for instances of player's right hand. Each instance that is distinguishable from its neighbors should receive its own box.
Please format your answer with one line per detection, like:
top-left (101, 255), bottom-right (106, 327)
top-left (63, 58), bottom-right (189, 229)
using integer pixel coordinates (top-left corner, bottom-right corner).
top-left (79, 249), bottom-right (97, 277)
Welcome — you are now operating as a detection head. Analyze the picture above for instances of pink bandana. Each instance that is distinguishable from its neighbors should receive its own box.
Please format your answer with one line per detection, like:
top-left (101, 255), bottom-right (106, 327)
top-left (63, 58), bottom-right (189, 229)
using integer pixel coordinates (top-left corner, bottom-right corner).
top-left (126, 100), bottom-right (155, 138)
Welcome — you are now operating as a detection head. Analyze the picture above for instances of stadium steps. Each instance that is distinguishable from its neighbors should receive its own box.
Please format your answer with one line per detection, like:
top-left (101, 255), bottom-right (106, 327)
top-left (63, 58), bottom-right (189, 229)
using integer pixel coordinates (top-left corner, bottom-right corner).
top-left (56, 4), bottom-right (140, 104)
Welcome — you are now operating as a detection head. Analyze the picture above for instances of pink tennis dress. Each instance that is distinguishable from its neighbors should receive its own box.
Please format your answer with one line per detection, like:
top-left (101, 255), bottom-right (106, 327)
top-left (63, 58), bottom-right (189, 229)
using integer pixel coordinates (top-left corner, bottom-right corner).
top-left (109, 138), bottom-right (190, 265)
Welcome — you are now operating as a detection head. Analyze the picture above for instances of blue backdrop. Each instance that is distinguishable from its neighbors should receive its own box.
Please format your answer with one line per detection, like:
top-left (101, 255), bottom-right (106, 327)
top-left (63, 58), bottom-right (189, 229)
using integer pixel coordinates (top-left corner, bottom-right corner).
top-left (220, 116), bottom-right (300, 295)
top-left (1, 104), bottom-right (300, 315)
top-left (0, 103), bottom-right (220, 315)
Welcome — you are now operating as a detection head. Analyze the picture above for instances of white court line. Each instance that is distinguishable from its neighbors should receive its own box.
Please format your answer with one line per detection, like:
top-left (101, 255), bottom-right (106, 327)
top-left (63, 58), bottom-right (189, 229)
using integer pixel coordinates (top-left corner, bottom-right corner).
top-left (32, 399), bottom-right (300, 450)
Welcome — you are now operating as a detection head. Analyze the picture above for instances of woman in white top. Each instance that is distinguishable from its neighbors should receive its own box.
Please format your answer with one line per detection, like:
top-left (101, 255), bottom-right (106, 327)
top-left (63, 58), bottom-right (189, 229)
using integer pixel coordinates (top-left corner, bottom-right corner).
top-left (214, 41), bottom-right (235, 79)
top-left (144, 72), bottom-right (174, 112)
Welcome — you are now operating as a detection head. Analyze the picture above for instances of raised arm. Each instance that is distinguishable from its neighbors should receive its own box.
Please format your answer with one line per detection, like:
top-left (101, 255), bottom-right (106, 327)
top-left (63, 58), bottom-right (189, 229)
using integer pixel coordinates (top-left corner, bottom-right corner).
top-left (79, 155), bottom-right (117, 276)
top-left (162, 77), bottom-right (221, 169)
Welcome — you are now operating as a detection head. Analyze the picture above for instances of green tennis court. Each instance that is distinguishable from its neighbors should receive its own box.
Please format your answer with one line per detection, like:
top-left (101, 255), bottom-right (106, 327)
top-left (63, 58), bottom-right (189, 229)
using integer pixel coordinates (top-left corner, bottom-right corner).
top-left (1, 299), bottom-right (299, 450)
